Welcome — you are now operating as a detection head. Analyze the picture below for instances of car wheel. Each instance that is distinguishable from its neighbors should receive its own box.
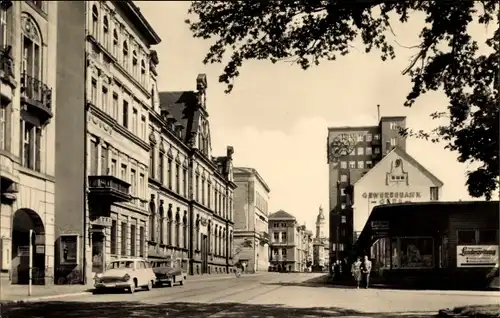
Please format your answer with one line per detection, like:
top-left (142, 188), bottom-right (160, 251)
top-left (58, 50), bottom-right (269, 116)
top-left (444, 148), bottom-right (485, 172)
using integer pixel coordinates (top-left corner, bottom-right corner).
top-left (179, 278), bottom-right (184, 286)
top-left (146, 280), bottom-right (153, 291)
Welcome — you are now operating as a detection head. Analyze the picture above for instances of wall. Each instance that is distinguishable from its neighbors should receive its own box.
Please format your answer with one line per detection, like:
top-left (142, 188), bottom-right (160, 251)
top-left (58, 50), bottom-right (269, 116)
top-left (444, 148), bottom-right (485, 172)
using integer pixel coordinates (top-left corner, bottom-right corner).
top-left (54, 0), bottom-right (86, 279)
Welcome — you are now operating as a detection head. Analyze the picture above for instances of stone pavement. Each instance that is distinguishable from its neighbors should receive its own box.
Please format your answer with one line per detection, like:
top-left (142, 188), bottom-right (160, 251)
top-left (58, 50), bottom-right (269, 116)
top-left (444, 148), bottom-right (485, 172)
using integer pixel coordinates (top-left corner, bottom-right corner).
top-left (0, 272), bottom-right (255, 303)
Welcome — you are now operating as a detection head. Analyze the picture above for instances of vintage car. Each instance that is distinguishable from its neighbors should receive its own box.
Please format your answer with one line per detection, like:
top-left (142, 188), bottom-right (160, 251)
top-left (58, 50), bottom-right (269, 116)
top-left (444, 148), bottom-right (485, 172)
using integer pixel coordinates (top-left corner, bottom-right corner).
top-left (151, 259), bottom-right (187, 287)
top-left (94, 258), bottom-right (156, 293)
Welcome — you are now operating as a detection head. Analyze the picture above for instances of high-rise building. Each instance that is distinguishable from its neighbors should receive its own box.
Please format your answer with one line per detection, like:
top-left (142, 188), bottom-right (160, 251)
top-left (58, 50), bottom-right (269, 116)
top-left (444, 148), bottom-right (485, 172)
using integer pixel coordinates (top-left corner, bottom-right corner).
top-left (233, 167), bottom-right (270, 273)
top-left (327, 116), bottom-right (443, 265)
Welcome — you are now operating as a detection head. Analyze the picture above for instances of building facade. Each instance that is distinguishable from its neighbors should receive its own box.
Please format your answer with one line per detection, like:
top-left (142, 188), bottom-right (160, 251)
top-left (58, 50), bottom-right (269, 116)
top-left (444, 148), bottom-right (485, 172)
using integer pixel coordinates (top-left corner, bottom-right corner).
top-left (296, 225), bottom-right (313, 272)
top-left (233, 167), bottom-right (270, 273)
top-left (83, 0), bottom-right (161, 283)
top-left (156, 75), bottom-right (236, 275)
top-left (327, 116), bottom-right (408, 264)
top-left (0, 0), bottom-right (57, 285)
top-left (313, 206), bottom-right (329, 271)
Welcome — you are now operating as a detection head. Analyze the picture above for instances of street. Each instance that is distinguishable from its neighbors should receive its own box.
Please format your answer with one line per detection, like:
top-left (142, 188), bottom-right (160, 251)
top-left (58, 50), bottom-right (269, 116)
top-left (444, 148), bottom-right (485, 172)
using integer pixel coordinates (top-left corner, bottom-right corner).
top-left (1, 273), bottom-right (499, 317)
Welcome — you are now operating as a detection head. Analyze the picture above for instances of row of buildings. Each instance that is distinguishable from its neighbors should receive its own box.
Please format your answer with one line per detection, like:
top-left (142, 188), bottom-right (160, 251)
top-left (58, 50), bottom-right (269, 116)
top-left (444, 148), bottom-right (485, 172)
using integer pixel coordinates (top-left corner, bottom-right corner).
top-left (0, 0), bottom-right (274, 286)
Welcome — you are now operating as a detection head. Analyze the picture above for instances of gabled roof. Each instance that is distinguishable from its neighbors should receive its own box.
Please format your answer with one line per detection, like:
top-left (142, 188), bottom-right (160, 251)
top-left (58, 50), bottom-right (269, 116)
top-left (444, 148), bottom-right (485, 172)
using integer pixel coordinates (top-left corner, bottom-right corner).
top-left (158, 91), bottom-right (199, 144)
top-left (354, 146), bottom-right (444, 187)
top-left (269, 210), bottom-right (296, 220)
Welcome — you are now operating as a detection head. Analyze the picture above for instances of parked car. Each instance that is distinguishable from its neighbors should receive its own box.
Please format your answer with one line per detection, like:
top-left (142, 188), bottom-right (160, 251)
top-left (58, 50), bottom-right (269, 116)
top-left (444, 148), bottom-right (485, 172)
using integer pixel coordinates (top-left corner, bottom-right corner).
top-left (151, 258), bottom-right (187, 287)
top-left (94, 258), bottom-right (156, 293)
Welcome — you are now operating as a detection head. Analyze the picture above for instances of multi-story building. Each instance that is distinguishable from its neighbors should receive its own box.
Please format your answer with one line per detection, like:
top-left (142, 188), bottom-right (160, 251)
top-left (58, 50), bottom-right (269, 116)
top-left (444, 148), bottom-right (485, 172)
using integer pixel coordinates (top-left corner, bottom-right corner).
top-left (0, 0), bottom-right (58, 285)
top-left (313, 206), bottom-right (329, 271)
top-left (233, 167), bottom-right (270, 273)
top-left (82, 1), bottom-right (161, 282)
top-left (327, 116), bottom-right (443, 265)
top-left (156, 74), bottom-right (236, 275)
top-left (296, 225), bottom-right (313, 272)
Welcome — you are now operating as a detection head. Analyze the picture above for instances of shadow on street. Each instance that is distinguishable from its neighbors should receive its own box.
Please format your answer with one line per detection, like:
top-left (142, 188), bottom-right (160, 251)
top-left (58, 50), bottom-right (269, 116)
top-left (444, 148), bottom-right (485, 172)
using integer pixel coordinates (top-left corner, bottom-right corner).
top-left (1, 301), bottom-right (437, 317)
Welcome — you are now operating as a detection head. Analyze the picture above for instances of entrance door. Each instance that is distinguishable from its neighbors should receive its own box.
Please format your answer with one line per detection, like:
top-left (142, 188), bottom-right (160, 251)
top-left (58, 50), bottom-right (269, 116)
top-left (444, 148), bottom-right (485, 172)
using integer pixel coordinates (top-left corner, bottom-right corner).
top-left (201, 234), bottom-right (208, 274)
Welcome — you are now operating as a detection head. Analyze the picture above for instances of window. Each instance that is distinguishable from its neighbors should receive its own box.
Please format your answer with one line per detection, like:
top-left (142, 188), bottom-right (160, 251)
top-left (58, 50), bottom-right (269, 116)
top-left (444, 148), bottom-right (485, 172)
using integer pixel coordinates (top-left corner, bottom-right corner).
top-left (457, 230), bottom-right (476, 245)
top-left (158, 151), bottom-right (164, 183)
top-left (0, 9), bottom-right (6, 47)
top-left (112, 93), bottom-right (119, 120)
top-left (282, 232), bottom-right (287, 242)
top-left (182, 168), bottom-right (187, 196)
top-left (175, 163), bottom-right (180, 193)
top-left (214, 189), bottom-right (218, 213)
top-left (340, 188), bottom-right (346, 196)
top-left (366, 134), bottom-right (372, 142)
top-left (149, 203), bottom-right (156, 242)
top-left (390, 137), bottom-right (397, 146)
top-left (132, 108), bottom-right (138, 134)
top-left (130, 224), bottom-right (136, 257)
top-left (103, 16), bottom-right (109, 49)
top-left (357, 147), bottom-right (364, 155)
top-left (349, 161), bottom-right (356, 169)
top-left (101, 86), bottom-right (108, 112)
top-left (140, 115), bottom-right (146, 140)
top-left (110, 158), bottom-right (117, 176)
top-left (140, 60), bottom-right (146, 85)
top-left (201, 178), bottom-right (205, 205)
top-left (399, 237), bottom-right (434, 268)
top-left (20, 121), bottom-right (42, 172)
top-left (357, 161), bottom-right (364, 169)
top-left (195, 175), bottom-right (201, 202)
top-left (100, 145), bottom-right (108, 175)
top-left (390, 122), bottom-right (398, 130)
top-left (149, 145), bottom-right (155, 178)
top-left (207, 183), bottom-right (211, 207)
top-left (130, 169), bottom-right (136, 196)
top-left (132, 50), bottom-right (138, 77)
top-left (366, 147), bottom-right (372, 155)
top-left (479, 230), bottom-right (498, 245)
top-left (139, 173), bottom-right (145, 198)
top-left (340, 161), bottom-right (347, 169)
top-left (90, 78), bottom-right (97, 105)
top-left (91, 5), bottom-right (99, 38)
top-left (139, 227), bottom-right (145, 257)
top-left (430, 187), bottom-right (439, 201)
top-left (120, 164), bottom-right (127, 181)
top-left (357, 135), bottom-right (363, 142)
top-left (122, 41), bottom-right (129, 69)
top-left (122, 100), bottom-right (128, 128)
top-left (273, 232), bottom-right (279, 241)
top-left (340, 175), bottom-right (347, 182)
top-left (282, 248), bottom-right (287, 257)
top-left (167, 158), bottom-right (172, 189)
top-left (110, 220), bottom-right (117, 254)
top-left (121, 222), bottom-right (127, 256)
top-left (22, 22), bottom-right (41, 82)
top-left (366, 160), bottom-right (373, 168)
top-left (374, 134), bottom-right (380, 140)
top-left (113, 29), bottom-right (119, 57)
top-left (374, 147), bottom-right (381, 154)
top-left (183, 216), bottom-right (188, 248)
top-left (0, 106), bottom-right (7, 151)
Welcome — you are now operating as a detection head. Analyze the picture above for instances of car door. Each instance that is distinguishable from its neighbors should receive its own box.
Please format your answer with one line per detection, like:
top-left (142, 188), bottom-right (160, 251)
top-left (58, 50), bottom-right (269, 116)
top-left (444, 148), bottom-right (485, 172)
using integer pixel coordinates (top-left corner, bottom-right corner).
top-left (141, 261), bottom-right (152, 282)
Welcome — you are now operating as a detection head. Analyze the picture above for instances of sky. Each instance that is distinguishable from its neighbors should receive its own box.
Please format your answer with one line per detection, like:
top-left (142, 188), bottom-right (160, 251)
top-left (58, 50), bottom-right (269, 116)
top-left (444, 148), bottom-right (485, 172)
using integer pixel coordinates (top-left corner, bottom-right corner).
top-left (139, 2), bottom-right (495, 231)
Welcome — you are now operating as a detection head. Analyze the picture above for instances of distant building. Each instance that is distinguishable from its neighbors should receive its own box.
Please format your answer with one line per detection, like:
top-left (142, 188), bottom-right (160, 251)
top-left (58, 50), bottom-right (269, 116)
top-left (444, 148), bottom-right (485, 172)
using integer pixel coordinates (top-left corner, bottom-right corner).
top-left (268, 210), bottom-right (313, 272)
top-left (313, 206), bottom-right (329, 271)
top-left (326, 116), bottom-right (443, 264)
top-left (233, 167), bottom-right (271, 273)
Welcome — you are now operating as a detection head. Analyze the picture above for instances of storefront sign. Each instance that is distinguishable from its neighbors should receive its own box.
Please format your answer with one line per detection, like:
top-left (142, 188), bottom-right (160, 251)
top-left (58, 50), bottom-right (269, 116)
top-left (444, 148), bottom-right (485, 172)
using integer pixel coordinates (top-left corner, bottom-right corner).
top-left (362, 191), bottom-right (422, 200)
top-left (457, 245), bottom-right (499, 267)
top-left (90, 216), bottom-right (112, 227)
top-left (60, 235), bottom-right (79, 265)
top-left (371, 221), bottom-right (390, 231)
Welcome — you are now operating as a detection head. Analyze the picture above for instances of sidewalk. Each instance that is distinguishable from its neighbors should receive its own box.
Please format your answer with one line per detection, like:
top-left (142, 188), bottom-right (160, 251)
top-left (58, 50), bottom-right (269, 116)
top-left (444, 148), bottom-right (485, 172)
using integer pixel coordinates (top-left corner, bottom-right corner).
top-left (0, 273), bottom-right (260, 304)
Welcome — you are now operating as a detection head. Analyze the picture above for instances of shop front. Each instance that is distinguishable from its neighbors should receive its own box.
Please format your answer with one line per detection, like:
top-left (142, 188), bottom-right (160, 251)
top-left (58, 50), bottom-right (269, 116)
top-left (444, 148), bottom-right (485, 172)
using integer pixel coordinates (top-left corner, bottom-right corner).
top-left (353, 201), bottom-right (499, 289)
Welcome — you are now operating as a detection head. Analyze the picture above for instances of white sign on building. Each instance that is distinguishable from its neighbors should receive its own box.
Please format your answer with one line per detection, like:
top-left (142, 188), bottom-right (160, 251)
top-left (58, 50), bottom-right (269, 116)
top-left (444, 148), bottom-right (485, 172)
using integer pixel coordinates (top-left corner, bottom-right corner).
top-left (456, 245), bottom-right (499, 267)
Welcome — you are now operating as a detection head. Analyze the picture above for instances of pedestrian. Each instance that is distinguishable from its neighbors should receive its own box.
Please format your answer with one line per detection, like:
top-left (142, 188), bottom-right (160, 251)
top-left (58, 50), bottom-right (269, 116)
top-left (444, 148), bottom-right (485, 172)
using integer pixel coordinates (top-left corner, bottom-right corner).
top-left (334, 260), bottom-right (341, 280)
top-left (351, 257), bottom-right (362, 288)
top-left (360, 255), bottom-right (372, 289)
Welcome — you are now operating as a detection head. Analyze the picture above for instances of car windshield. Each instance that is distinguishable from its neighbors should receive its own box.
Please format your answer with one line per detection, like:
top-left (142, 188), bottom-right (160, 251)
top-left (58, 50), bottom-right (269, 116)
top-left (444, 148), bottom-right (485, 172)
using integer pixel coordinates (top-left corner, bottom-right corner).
top-left (107, 261), bottom-right (134, 270)
top-left (155, 262), bottom-right (172, 268)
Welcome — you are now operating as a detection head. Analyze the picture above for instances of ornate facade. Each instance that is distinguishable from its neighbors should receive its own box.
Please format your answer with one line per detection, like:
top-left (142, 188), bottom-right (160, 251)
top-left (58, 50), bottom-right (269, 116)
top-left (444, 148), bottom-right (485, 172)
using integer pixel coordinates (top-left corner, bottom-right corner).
top-left (151, 74), bottom-right (236, 275)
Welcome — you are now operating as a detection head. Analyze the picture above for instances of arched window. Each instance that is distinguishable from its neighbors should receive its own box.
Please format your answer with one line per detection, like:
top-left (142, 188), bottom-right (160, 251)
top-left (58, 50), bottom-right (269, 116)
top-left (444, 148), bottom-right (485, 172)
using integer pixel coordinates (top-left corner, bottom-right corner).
top-left (122, 41), bottom-right (129, 69)
top-left (149, 201), bottom-right (156, 242)
top-left (183, 214), bottom-right (188, 249)
top-left (112, 29), bottom-right (119, 57)
top-left (175, 212), bottom-right (180, 247)
top-left (92, 5), bottom-right (99, 38)
top-left (103, 16), bottom-right (109, 49)
top-left (166, 207), bottom-right (172, 245)
top-left (132, 50), bottom-right (138, 77)
top-left (140, 60), bottom-right (146, 86)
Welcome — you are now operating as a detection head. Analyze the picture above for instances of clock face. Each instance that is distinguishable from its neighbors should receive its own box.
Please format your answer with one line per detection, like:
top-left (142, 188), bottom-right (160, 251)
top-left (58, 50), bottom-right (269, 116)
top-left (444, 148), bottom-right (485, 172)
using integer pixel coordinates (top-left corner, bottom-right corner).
top-left (328, 134), bottom-right (357, 162)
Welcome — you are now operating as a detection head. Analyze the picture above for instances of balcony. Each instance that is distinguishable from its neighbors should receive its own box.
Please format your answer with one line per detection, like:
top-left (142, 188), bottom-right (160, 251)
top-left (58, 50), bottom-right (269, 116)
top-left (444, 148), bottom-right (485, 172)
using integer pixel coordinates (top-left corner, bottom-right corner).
top-left (20, 72), bottom-right (53, 126)
top-left (88, 175), bottom-right (131, 203)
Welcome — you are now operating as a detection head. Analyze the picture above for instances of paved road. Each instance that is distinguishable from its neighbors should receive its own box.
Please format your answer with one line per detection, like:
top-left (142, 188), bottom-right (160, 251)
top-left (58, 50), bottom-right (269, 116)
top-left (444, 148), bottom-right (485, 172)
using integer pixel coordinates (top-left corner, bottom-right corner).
top-left (1, 273), bottom-right (499, 317)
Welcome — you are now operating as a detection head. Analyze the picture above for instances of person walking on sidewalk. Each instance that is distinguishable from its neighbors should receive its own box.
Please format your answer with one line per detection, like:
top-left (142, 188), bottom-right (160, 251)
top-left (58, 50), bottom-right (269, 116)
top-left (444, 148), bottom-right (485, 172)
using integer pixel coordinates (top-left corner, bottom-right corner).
top-left (351, 257), bottom-right (362, 288)
top-left (360, 255), bottom-right (372, 289)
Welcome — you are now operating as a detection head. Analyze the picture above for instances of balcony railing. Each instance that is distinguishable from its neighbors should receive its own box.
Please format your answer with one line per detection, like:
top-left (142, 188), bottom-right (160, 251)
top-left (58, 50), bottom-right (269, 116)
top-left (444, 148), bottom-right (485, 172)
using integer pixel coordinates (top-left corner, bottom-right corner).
top-left (21, 72), bottom-right (52, 111)
top-left (88, 175), bottom-right (131, 202)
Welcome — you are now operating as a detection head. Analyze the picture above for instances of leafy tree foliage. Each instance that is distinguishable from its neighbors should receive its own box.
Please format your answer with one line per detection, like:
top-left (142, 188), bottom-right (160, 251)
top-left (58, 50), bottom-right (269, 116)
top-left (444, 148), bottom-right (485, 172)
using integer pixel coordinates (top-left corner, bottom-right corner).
top-left (186, 1), bottom-right (499, 200)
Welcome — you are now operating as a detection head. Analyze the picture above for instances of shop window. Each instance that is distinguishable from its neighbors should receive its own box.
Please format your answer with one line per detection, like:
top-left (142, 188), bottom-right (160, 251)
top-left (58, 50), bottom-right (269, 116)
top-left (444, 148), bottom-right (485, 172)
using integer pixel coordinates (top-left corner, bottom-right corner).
top-left (399, 237), bottom-right (434, 268)
top-left (478, 229), bottom-right (498, 245)
top-left (457, 230), bottom-right (476, 244)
